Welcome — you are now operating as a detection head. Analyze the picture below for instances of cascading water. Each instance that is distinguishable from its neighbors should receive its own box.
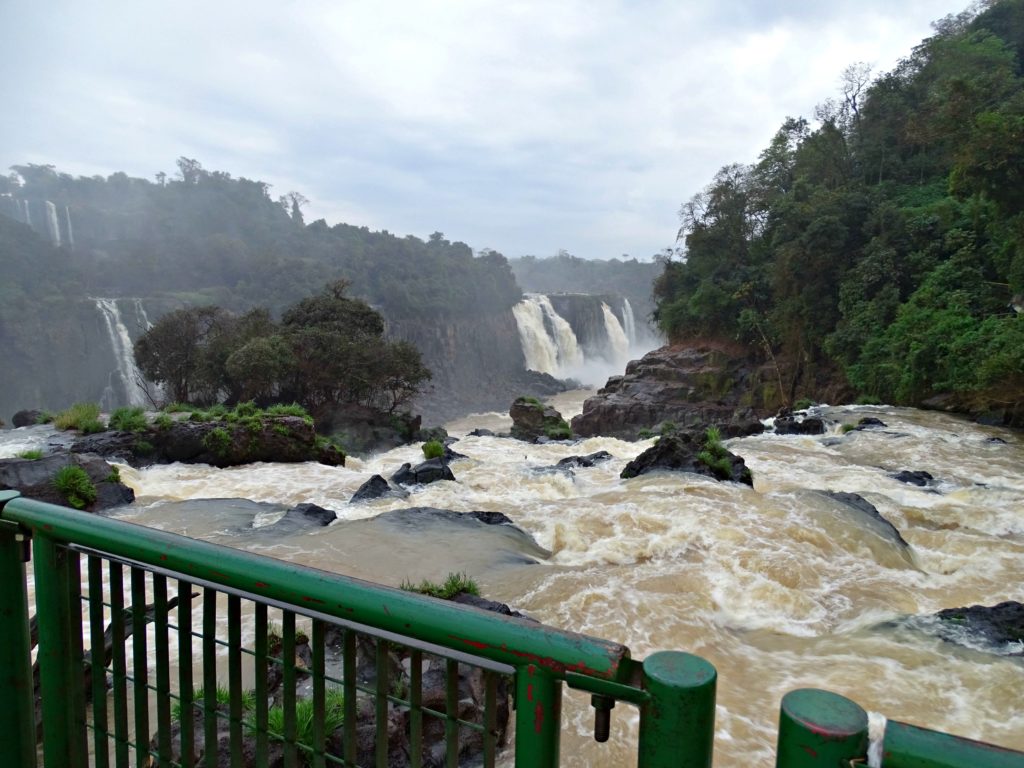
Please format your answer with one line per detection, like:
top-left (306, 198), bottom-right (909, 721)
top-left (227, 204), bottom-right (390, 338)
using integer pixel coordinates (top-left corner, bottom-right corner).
top-left (621, 298), bottom-right (637, 346)
top-left (93, 298), bottom-right (151, 410)
top-left (512, 294), bottom-right (583, 377)
top-left (45, 201), bottom-right (61, 246)
top-left (600, 301), bottom-right (630, 366)
top-left (22, 199), bottom-right (31, 226)
top-left (4, 397), bottom-right (1020, 766)
top-left (64, 205), bottom-right (74, 247)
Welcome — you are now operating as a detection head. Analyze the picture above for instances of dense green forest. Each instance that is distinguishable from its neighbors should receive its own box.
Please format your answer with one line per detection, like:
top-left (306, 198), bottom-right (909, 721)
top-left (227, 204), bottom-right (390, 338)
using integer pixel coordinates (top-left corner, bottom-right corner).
top-left (0, 158), bottom-right (522, 321)
top-left (653, 0), bottom-right (1024, 420)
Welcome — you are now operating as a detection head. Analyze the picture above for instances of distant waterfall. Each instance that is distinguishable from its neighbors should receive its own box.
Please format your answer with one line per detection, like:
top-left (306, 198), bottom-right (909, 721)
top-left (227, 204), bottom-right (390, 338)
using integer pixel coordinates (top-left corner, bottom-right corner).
top-left (93, 298), bottom-right (150, 409)
top-left (22, 200), bottom-right (31, 226)
top-left (45, 201), bottom-right (61, 246)
top-left (601, 302), bottom-right (630, 365)
top-left (621, 298), bottom-right (637, 346)
top-left (64, 206), bottom-right (74, 247)
top-left (512, 295), bottom-right (583, 376)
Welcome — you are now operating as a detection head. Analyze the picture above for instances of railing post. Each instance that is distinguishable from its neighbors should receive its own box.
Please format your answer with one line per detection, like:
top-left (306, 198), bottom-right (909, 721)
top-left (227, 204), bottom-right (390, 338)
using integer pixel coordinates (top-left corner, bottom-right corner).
top-left (638, 651), bottom-right (717, 768)
top-left (35, 531), bottom-right (88, 768)
top-left (514, 664), bottom-right (562, 768)
top-left (775, 688), bottom-right (868, 767)
top-left (0, 492), bottom-right (36, 768)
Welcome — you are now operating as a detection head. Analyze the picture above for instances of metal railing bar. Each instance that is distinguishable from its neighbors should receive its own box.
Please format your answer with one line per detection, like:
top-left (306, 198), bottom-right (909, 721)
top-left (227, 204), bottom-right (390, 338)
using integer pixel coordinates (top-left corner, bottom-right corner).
top-left (484, 670), bottom-right (498, 768)
top-left (202, 588), bottom-right (219, 765)
top-left (109, 561), bottom-right (130, 768)
top-left (312, 619), bottom-right (327, 768)
top-left (376, 638), bottom-right (390, 768)
top-left (88, 555), bottom-right (111, 768)
top-left (283, 610), bottom-right (298, 768)
top-left (445, 659), bottom-right (459, 768)
top-left (410, 648), bottom-right (423, 768)
top-left (153, 574), bottom-right (173, 766)
top-left (177, 578), bottom-right (195, 768)
top-left (228, 594), bottom-right (244, 768)
top-left (342, 630), bottom-right (357, 766)
top-left (254, 602), bottom-right (269, 768)
top-left (130, 567), bottom-right (151, 768)
top-left (70, 543), bottom-right (519, 676)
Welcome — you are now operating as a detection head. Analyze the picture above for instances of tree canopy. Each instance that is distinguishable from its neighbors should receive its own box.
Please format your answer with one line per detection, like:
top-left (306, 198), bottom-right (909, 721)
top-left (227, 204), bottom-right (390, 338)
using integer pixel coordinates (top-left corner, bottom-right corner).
top-left (653, 0), bottom-right (1024, 412)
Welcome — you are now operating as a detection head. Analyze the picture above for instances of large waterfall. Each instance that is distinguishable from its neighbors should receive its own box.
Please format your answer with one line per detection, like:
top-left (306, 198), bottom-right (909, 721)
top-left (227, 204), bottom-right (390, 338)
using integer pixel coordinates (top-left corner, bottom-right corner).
top-left (93, 298), bottom-right (152, 410)
top-left (45, 201), bottom-right (61, 246)
top-left (512, 293), bottom-right (659, 384)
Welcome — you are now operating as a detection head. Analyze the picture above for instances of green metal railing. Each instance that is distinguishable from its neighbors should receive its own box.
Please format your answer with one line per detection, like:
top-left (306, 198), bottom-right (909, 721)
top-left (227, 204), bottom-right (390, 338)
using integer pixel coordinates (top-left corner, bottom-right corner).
top-left (1, 489), bottom-right (1022, 768)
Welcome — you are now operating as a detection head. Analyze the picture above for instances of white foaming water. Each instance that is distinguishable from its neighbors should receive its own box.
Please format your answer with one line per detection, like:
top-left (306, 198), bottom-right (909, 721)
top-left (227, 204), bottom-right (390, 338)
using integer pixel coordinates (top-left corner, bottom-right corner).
top-left (93, 297), bottom-right (150, 409)
top-left (45, 201), bottom-right (61, 246)
top-left (512, 294), bottom-right (583, 376)
top-left (621, 298), bottom-right (637, 345)
top-left (600, 301), bottom-right (630, 366)
top-left (4, 396), bottom-right (1022, 766)
top-left (64, 205), bottom-right (74, 246)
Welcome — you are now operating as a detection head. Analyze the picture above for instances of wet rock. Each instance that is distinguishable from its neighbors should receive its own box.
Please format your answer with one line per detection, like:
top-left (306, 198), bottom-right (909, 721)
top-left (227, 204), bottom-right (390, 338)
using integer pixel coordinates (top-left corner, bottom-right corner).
top-left (467, 511), bottom-right (515, 526)
top-left (855, 417), bottom-right (887, 429)
top-left (822, 491), bottom-right (908, 548)
top-left (570, 344), bottom-right (783, 440)
top-left (0, 452), bottom-right (134, 512)
top-left (556, 450), bottom-right (614, 469)
top-left (70, 416), bottom-right (344, 469)
top-left (774, 415), bottom-right (826, 435)
top-left (620, 433), bottom-right (753, 486)
top-left (985, 436), bottom-right (1008, 445)
top-left (450, 592), bottom-right (536, 621)
top-left (934, 601), bottom-right (1024, 654)
top-left (12, 409), bottom-right (44, 428)
top-left (468, 428), bottom-right (494, 437)
top-left (391, 458), bottom-right (456, 486)
top-left (892, 470), bottom-right (934, 487)
top-left (350, 474), bottom-right (409, 503)
top-left (509, 397), bottom-right (572, 442)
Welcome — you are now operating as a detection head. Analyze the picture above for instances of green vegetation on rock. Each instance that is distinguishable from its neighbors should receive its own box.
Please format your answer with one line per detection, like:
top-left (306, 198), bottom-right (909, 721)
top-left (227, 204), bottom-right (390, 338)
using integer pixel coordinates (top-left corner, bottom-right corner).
top-left (54, 402), bottom-right (103, 432)
top-left (109, 406), bottom-right (148, 432)
top-left (400, 572), bottom-right (480, 599)
top-left (422, 439), bottom-right (445, 459)
top-left (53, 465), bottom-right (97, 509)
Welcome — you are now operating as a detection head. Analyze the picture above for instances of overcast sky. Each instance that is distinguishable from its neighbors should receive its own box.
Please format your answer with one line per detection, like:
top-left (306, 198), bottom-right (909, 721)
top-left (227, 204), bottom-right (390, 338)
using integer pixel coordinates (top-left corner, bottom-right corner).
top-left (1, 1), bottom-right (968, 260)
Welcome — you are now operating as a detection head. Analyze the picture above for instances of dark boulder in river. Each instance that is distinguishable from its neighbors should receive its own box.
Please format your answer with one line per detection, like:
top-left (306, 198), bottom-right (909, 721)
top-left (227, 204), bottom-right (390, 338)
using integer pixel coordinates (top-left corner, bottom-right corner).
top-left (509, 397), bottom-right (572, 442)
top-left (571, 344), bottom-right (779, 440)
top-left (822, 491), bottom-right (909, 548)
top-left (891, 470), bottom-right (934, 487)
top-left (391, 458), bottom-right (456, 486)
top-left (0, 452), bottom-right (134, 511)
top-left (349, 474), bottom-right (410, 503)
top-left (934, 601), bottom-right (1024, 655)
top-left (620, 432), bottom-right (753, 486)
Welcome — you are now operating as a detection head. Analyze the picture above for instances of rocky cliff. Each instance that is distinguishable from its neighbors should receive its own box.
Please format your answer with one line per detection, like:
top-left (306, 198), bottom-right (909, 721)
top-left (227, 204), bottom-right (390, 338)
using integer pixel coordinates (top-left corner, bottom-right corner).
top-left (571, 343), bottom-right (784, 439)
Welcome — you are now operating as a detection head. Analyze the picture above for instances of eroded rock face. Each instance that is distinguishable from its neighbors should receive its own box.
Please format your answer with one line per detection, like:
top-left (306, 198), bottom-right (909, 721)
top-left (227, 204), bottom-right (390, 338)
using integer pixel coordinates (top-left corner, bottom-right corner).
top-left (571, 344), bottom-right (778, 440)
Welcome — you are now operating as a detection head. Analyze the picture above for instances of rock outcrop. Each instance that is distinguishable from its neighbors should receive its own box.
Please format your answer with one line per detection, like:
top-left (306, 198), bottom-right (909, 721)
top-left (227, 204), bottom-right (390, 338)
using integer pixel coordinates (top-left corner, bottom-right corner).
top-left (571, 344), bottom-right (779, 440)
top-left (0, 453), bottom-right (135, 511)
top-left (390, 459), bottom-right (456, 486)
top-left (70, 416), bottom-right (344, 468)
top-left (620, 433), bottom-right (753, 485)
top-left (509, 398), bottom-right (572, 442)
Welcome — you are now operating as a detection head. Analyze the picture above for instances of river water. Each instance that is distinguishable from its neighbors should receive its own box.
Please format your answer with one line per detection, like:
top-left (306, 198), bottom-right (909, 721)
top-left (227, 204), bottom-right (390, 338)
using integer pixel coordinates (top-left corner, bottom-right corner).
top-left (3, 391), bottom-right (1022, 766)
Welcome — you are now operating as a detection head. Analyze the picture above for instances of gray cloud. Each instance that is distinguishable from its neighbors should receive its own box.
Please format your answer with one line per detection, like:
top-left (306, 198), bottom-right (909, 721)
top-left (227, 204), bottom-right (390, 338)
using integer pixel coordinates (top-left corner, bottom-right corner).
top-left (1, 0), bottom-right (967, 259)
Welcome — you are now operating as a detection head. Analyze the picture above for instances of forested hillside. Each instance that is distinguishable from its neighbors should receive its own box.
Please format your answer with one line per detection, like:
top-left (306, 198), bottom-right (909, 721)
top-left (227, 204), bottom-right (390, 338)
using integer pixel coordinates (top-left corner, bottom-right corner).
top-left (653, 0), bottom-right (1024, 424)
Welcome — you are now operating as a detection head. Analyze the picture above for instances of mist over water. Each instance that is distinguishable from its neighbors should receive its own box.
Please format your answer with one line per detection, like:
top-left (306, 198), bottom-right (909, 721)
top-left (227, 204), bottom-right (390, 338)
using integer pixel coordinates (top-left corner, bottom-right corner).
top-left (2, 394), bottom-right (1021, 766)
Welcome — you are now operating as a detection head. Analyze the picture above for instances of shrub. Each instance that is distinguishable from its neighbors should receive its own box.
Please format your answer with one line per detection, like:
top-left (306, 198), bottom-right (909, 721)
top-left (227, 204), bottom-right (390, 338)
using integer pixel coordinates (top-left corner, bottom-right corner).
top-left (265, 689), bottom-right (345, 757)
top-left (855, 395), bottom-right (882, 405)
top-left (637, 428), bottom-right (655, 439)
top-left (422, 439), bottom-right (445, 460)
top-left (841, 423), bottom-right (857, 433)
top-left (697, 450), bottom-right (734, 479)
top-left (203, 427), bottom-right (232, 456)
top-left (17, 449), bottom-right (43, 460)
top-left (401, 572), bottom-right (480, 599)
top-left (105, 466), bottom-right (121, 483)
top-left (544, 424), bottom-right (573, 440)
top-left (109, 406), bottom-right (148, 432)
top-left (53, 402), bottom-right (102, 431)
top-left (162, 402), bottom-right (193, 413)
top-left (154, 413), bottom-right (174, 430)
top-left (133, 439), bottom-right (155, 456)
top-left (266, 402), bottom-right (309, 418)
top-left (794, 398), bottom-right (815, 410)
top-left (54, 465), bottom-right (97, 509)
top-left (35, 411), bottom-right (54, 424)
top-left (79, 418), bottom-right (107, 434)
top-left (173, 686), bottom-right (255, 723)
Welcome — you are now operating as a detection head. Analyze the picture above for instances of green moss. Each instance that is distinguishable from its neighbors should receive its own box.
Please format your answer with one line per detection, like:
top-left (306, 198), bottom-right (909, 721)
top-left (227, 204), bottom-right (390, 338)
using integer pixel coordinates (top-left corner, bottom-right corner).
top-left (54, 465), bottom-right (97, 509)
top-left (637, 428), bottom-right (655, 439)
top-left (154, 413), bottom-right (174, 430)
top-left (422, 439), bottom-right (445, 459)
top-left (401, 571), bottom-right (480, 599)
top-left (855, 394), bottom-right (882, 405)
top-left (544, 424), bottom-right (573, 440)
top-left (794, 398), bottom-right (815, 410)
top-left (34, 411), bottom-right (54, 425)
top-left (17, 449), bottom-right (43, 460)
top-left (105, 466), bottom-right (121, 484)
top-left (133, 439), bottom-right (155, 455)
top-left (841, 423), bottom-right (857, 433)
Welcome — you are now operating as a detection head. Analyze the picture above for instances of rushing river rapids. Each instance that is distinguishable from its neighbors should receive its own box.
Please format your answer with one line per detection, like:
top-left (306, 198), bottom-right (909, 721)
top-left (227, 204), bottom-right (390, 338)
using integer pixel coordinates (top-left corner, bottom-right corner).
top-left (3, 391), bottom-right (1023, 766)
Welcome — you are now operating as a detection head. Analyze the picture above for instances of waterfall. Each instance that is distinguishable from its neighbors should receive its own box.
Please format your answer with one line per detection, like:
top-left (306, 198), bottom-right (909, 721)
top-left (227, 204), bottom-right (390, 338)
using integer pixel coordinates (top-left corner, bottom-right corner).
top-left (621, 298), bottom-right (637, 346)
top-left (22, 200), bottom-right (31, 227)
top-left (64, 206), bottom-right (74, 247)
top-left (45, 201), bottom-right (61, 246)
top-left (93, 298), bottom-right (150, 409)
top-left (600, 302), bottom-right (630, 365)
top-left (512, 297), bottom-right (561, 376)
